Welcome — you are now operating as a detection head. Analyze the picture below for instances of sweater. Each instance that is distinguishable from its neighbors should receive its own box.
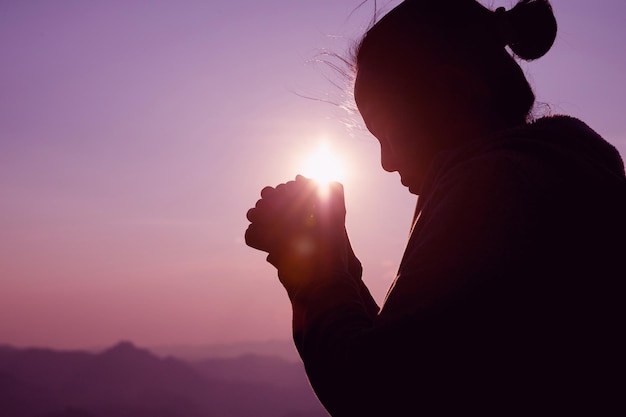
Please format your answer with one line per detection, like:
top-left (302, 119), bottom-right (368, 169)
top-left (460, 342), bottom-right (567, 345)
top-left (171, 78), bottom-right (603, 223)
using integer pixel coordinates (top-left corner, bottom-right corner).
top-left (292, 116), bottom-right (626, 416)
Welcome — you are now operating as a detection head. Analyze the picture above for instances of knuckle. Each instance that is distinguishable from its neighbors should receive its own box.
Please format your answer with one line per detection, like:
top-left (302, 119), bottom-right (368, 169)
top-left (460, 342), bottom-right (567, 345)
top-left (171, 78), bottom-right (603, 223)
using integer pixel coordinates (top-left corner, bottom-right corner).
top-left (260, 186), bottom-right (275, 198)
top-left (246, 208), bottom-right (256, 221)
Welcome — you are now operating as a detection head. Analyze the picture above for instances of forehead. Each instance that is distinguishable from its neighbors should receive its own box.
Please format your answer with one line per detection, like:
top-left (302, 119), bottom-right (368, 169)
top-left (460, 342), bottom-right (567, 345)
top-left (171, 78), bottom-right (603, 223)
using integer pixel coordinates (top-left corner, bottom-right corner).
top-left (354, 36), bottom-right (437, 116)
top-left (354, 64), bottom-right (388, 130)
top-left (354, 56), bottom-right (403, 110)
top-left (354, 65), bottom-right (416, 140)
top-left (353, 64), bottom-right (374, 114)
top-left (354, 58), bottom-right (421, 121)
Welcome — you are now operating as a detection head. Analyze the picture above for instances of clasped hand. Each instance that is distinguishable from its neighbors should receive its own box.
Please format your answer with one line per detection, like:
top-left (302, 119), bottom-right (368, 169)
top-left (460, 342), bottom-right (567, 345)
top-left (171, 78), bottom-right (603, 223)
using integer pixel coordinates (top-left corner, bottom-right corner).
top-left (245, 175), bottom-right (359, 293)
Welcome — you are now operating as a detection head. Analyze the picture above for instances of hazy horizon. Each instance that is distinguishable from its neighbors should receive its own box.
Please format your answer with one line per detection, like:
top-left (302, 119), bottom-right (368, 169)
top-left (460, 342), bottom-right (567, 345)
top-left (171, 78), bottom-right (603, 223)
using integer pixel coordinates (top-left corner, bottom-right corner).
top-left (1, 0), bottom-right (625, 350)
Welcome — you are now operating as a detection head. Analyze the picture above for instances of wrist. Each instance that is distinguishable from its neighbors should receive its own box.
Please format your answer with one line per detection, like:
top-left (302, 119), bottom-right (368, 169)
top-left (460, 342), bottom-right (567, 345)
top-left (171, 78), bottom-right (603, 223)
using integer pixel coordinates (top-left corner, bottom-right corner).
top-left (271, 241), bottom-right (351, 295)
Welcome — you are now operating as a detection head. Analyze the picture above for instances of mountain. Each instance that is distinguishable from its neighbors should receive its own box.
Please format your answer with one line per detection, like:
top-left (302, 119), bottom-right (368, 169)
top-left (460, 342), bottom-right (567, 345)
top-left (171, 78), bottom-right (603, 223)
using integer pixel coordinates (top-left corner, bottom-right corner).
top-left (149, 340), bottom-right (301, 362)
top-left (0, 370), bottom-right (60, 417)
top-left (191, 354), bottom-right (309, 389)
top-left (0, 342), bottom-right (328, 417)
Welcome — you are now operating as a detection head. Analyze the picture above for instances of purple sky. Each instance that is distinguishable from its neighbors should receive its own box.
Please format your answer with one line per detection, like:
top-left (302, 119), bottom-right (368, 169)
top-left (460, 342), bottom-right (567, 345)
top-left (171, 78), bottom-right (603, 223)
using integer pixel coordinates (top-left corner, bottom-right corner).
top-left (1, 0), bottom-right (625, 350)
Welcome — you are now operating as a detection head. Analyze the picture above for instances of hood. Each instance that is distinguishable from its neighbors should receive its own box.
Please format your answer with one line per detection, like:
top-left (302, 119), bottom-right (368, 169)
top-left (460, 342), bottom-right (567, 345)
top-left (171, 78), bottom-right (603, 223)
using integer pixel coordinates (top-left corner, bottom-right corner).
top-left (416, 115), bottom-right (625, 213)
top-left (527, 115), bottom-right (625, 179)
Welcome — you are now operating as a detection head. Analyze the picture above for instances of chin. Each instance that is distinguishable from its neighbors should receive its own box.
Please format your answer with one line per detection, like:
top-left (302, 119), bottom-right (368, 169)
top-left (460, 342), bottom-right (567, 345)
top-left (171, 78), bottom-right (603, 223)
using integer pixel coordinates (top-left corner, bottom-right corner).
top-left (400, 173), bottom-right (422, 194)
top-left (404, 178), bottom-right (423, 195)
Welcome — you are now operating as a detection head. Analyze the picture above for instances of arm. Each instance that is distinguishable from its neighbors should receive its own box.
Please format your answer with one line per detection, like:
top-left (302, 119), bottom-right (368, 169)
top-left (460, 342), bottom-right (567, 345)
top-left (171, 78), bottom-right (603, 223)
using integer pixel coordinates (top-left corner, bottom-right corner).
top-left (245, 177), bottom-right (379, 317)
top-left (246, 164), bottom-right (533, 416)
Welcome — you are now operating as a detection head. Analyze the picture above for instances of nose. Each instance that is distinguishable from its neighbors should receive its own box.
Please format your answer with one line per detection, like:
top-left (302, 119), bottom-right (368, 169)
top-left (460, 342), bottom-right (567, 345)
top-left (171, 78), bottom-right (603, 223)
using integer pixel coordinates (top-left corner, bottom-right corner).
top-left (380, 141), bottom-right (399, 173)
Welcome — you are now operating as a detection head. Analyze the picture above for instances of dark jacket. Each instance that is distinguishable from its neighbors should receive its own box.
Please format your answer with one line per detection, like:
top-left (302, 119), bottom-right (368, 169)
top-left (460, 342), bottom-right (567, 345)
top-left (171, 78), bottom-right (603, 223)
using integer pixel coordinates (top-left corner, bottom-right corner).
top-left (292, 116), bottom-right (626, 416)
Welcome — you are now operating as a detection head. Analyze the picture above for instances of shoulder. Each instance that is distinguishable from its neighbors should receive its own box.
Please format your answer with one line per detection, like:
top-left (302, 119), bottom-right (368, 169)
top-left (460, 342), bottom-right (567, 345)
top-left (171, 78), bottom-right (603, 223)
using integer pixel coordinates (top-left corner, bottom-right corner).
top-left (423, 115), bottom-right (625, 201)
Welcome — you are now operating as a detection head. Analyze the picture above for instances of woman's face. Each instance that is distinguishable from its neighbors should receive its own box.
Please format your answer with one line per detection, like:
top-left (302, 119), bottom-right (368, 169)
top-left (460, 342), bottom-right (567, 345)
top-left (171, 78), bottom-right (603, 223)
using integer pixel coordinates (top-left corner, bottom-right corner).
top-left (354, 64), bottom-right (437, 195)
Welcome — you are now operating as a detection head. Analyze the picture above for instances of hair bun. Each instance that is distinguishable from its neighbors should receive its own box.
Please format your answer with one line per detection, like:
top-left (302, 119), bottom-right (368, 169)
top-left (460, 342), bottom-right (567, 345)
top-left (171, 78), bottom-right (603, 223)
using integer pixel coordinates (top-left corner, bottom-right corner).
top-left (502, 0), bottom-right (557, 61)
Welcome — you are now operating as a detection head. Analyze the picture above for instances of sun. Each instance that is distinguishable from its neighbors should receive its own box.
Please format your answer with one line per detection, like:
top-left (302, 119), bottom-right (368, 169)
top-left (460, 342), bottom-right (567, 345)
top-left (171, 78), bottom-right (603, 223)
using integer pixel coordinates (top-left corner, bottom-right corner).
top-left (302, 142), bottom-right (345, 184)
top-left (301, 142), bottom-right (346, 194)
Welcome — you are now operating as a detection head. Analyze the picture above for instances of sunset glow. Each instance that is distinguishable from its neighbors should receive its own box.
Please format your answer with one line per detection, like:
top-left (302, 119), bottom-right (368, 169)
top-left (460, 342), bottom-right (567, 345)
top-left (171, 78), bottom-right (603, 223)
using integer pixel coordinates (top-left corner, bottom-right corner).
top-left (0, 0), bottom-right (624, 353)
top-left (301, 142), bottom-right (346, 193)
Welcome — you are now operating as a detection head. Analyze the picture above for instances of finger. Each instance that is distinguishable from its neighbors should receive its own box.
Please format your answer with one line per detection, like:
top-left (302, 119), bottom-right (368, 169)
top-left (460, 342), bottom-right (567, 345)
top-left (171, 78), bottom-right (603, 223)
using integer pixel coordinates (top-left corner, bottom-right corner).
top-left (252, 180), bottom-right (320, 227)
top-left (244, 224), bottom-right (272, 252)
top-left (260, 186), bottom-right (275, 199)
top-left (329, 180), bottom-right (344, 192)
top-left (245, 230), bottom-right (266, 252)
top-left (273, 179), bottom-right (314, 200)
top-left (275, 180), bottom-right (295, 193)
top-left (249, 200), bottom-right (279, 224)
top-left (246, 207), bottom-right (257, 222)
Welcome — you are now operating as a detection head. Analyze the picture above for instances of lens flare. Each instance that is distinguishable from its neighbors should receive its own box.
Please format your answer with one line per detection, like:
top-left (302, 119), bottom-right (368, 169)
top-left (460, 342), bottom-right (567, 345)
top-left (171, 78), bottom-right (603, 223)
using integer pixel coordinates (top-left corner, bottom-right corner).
top-left (301, 142), bottom-right (345, 196)
top-left (302, 142), bottom-right (345, 183)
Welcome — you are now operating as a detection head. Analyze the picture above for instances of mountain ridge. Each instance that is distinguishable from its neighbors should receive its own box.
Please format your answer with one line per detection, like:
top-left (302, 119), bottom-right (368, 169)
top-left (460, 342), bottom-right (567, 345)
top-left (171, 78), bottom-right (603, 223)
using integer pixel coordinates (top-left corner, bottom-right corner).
top-left (1, 339), bottom-right (301, 362)
top-left (0, 341), bottom-right (326, 417)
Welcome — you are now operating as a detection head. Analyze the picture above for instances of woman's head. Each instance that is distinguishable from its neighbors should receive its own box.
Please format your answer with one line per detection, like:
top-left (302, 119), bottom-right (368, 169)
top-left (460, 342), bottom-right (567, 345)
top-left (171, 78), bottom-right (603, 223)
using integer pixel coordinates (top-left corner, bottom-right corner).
top-left (353, 0), bottom-right (557, 194)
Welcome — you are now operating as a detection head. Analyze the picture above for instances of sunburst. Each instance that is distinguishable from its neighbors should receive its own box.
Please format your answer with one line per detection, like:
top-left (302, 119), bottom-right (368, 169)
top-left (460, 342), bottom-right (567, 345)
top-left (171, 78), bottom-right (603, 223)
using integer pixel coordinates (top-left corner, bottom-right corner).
top-left (301, 142), bottom-right (346, 196)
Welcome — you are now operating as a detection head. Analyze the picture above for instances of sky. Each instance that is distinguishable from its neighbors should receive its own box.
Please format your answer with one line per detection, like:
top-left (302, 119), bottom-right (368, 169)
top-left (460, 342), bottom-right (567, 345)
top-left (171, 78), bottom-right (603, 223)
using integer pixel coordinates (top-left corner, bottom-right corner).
top-left (1, 0), bottom-right (625, 350)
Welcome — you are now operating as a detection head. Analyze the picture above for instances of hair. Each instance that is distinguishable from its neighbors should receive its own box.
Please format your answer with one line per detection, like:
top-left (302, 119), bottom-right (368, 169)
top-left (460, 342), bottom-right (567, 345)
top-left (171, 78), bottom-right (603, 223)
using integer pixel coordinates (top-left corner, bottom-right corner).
top-left (354, 0), bottom-right (557, 124)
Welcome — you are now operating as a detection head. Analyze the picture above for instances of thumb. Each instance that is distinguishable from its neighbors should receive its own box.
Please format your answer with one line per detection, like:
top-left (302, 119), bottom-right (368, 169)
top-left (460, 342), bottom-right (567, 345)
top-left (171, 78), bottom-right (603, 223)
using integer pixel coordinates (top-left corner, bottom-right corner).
top-left (314, 181), bottom-right (346, 229)
top-left (326, 181), bottom-right (346, 217)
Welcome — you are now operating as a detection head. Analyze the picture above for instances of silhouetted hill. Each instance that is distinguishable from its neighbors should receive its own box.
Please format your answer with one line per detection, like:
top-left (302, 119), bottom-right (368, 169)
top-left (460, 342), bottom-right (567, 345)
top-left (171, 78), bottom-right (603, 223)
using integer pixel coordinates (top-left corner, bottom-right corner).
top-left (0, 371), bottom-right (60, 417)
top-left (60, 341), bottom-right (213, 415)
top-left (150, 339), bottom-right (300, 362)
top-left (0, 345), bottom-right (92, 388)
top-left (0, 342), bottom-right (328, 417)
top-left (191, 354), bottom-right (308, 388)
top-left (38, 408), bottom-right (99, 417)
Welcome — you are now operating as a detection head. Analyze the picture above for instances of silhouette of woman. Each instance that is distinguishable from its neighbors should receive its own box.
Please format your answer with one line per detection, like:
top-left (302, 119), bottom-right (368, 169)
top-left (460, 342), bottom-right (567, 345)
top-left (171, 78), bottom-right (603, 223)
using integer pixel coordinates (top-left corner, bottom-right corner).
top-left (246, 1), bottom-right (626, 415)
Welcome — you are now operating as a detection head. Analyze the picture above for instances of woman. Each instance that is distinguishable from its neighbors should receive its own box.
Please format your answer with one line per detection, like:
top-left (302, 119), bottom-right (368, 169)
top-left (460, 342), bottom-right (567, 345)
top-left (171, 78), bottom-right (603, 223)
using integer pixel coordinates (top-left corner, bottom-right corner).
top-left (246, 1), bottom-right (626, 415)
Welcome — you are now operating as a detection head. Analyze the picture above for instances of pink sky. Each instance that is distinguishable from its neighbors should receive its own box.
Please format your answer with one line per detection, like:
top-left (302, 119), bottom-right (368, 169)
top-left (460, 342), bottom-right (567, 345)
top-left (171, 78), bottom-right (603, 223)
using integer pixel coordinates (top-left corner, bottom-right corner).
top-left (1, 0), bottom-right (625, 350)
